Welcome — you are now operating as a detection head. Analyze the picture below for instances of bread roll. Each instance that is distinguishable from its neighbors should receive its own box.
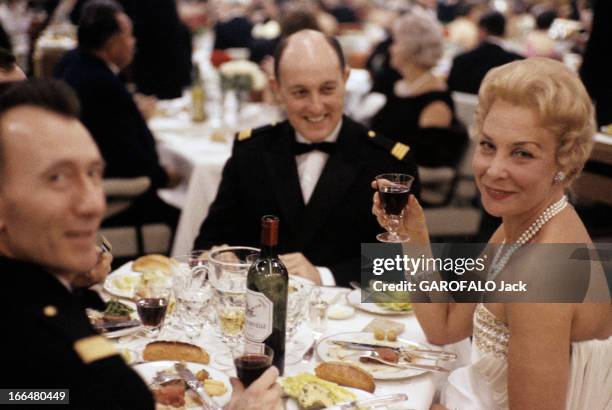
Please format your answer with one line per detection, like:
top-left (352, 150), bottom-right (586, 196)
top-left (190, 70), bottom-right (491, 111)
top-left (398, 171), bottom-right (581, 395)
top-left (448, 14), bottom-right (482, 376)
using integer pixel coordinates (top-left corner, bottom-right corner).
top-left (315, 362), bottom-right (375, 393)
top-left (132, 254), bottom-right (175, 275)
top-left (143, 341), bottom-right (209, 364)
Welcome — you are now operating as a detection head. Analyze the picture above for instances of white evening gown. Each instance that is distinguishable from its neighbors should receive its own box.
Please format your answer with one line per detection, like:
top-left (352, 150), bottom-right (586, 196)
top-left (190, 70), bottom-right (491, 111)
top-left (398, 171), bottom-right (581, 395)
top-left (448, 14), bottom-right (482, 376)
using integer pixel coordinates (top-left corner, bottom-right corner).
top-left (440, 303), bottom-right (612, 410)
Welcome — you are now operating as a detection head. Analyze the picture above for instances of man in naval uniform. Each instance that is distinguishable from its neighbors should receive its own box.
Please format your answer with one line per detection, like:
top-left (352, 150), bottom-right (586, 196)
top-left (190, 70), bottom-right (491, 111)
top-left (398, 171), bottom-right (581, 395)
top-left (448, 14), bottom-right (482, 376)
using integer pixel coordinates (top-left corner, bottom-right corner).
top-left (0, 80), bottom-right (282, 410)
top-left (194, 30), bottom-right (420, 286)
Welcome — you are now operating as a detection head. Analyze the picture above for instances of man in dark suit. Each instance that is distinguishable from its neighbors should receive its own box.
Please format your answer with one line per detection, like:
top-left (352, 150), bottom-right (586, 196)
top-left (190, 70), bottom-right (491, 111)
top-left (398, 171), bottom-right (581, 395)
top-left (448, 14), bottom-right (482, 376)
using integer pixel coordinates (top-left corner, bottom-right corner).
top-left (70, 0), bottom-right (192, 99)
top-left (580, 0), bottom-right (612, 127)
top-left (194, 30), bottom-right (420, 286)
top-left (0, 22), bottom-right (10, 52)
top-left (0, 47), bottom-right (26, 83)
top-left (447, 11), bottom-right (523, 95)
top-left (55, 0), bottom-right (180, 231)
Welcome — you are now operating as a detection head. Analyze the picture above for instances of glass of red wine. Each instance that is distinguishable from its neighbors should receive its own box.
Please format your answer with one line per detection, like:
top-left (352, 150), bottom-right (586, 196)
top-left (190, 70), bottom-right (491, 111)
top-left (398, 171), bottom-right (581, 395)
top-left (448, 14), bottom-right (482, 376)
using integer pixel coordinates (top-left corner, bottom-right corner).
top-left (375, 173), bottom-right (415, 243)
top-left (233, 345), bottom-right (274, 387)
top-left (135, 280), bottom-right (171, 338)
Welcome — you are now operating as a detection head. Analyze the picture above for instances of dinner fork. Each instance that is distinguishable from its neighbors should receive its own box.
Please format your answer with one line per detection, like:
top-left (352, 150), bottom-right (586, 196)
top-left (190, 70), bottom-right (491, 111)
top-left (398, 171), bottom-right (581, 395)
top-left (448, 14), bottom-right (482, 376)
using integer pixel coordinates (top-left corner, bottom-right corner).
top-left (152, 370), bottom-right (182, 385)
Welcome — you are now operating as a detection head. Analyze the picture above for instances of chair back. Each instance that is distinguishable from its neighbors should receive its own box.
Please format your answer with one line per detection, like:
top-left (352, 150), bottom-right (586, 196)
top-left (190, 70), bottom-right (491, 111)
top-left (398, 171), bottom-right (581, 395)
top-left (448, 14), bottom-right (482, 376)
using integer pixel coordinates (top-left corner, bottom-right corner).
top-left (100, 176), bottom-right (171, 258)
top-left (103, 177), bottom-right (151, 219)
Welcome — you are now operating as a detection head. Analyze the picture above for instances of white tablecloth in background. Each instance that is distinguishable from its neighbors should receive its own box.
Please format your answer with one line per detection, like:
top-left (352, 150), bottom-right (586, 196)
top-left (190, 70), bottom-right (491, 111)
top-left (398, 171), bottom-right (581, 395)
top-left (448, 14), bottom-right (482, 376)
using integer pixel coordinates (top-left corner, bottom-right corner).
top-left (151, 103), bottom-right (282, 256)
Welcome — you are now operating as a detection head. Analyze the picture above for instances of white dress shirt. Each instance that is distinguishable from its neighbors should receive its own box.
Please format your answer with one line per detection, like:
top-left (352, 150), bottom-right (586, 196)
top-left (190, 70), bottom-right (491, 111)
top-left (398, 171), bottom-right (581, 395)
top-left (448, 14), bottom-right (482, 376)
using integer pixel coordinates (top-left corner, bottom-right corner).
top-left (293, 120), bottom-right (343, 286)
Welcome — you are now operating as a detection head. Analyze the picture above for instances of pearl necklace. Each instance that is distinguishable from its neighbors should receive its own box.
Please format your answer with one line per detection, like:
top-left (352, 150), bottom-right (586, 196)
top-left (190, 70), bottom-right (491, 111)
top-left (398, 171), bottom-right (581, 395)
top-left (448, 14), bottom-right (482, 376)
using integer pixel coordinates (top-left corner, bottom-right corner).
top-left (488, 195), bottom-right (568, 280)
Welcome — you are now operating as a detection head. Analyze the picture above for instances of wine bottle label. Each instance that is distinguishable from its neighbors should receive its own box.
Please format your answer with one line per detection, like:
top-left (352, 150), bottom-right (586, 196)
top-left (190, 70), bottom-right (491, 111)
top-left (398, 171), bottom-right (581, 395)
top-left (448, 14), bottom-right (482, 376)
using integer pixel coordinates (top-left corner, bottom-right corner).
top-left (245, 289), bottom-right (273, 343)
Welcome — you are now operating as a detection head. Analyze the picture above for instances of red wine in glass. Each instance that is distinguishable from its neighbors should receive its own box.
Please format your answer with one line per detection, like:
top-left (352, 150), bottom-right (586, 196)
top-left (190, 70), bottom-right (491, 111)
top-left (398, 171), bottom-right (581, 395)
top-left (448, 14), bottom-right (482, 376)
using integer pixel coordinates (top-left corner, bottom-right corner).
top-left (234, 353), bottom-right (272, 387)
top-left (375, 173), bottom-right (414, 243)
top-left (136, 297), bottom-right (168, 326)
top-left (379, 185), bottom-right (410, 215)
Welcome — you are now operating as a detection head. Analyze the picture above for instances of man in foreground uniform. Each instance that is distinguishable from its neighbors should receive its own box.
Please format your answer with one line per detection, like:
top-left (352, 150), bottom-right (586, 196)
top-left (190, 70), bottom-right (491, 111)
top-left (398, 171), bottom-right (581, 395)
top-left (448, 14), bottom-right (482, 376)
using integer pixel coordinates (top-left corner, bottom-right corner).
top-left (0, 80), bottom-right (154, 408)
top-left (195, 30), bottom-right (419, 286)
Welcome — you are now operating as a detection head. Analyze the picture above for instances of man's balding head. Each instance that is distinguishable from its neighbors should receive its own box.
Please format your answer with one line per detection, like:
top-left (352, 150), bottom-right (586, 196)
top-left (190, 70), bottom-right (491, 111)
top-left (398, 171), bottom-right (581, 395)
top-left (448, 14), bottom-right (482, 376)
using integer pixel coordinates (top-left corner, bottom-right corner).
top-left (273, 29), bottom-right (346, 82)
top-left (270, 29), bottom-right (349, 143)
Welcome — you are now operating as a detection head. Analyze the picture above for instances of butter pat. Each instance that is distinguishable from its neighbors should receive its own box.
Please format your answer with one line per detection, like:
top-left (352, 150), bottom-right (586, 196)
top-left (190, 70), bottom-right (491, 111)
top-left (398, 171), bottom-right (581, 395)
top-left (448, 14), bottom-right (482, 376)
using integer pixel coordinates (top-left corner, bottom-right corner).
top-left (327, 304), bottom-right (354, 320)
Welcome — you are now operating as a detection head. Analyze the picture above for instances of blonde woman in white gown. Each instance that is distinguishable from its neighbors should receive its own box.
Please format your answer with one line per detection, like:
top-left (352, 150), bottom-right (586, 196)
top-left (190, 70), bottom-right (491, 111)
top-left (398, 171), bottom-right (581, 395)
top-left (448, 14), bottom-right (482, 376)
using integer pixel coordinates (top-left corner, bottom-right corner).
top-left (373, 58), bottom-right (612, 410)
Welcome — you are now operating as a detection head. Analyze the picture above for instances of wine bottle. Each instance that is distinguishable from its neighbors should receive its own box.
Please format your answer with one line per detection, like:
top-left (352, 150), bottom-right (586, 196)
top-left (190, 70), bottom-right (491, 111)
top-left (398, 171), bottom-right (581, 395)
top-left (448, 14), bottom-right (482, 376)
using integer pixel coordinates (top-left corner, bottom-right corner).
top-left (245, 215), bottom-right (288, 375)
top-left (191, 63), bottom-right (207, 122)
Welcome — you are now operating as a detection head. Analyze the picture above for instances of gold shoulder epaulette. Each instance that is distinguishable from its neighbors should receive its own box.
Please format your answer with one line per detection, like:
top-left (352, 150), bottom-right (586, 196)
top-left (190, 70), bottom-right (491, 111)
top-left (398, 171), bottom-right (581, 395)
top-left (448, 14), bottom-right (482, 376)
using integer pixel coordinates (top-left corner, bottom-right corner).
top-left (366, 129), bottom-right (411, 161)
top-left (74, 335), bottom-right (118, 364)
top-left (391, 142), bottom-right (410, 160)
top-left (237, 128), bottom-right (252, 141)
top-left (235, 122), bottom-right (278, 142)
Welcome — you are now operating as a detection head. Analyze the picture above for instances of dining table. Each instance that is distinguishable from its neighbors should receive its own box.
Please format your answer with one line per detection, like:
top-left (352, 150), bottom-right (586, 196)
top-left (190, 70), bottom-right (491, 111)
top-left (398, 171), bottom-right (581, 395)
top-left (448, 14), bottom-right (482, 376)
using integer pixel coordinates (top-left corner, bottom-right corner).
top-left (97, 272), bottom-right (471, 410)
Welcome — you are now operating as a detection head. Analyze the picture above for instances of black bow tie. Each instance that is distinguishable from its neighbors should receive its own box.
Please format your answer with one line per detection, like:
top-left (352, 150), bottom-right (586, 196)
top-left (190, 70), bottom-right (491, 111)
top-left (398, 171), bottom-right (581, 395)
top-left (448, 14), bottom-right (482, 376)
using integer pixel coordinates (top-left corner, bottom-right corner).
top-left (293, 141), bottom-right (336, 155)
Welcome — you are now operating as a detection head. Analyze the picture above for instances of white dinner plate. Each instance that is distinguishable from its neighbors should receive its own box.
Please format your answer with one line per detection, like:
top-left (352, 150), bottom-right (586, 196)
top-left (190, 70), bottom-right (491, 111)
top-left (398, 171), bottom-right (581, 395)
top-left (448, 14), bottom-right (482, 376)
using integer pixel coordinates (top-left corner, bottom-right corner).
top-left (104, 261), bottom-right (174, 299)
top-left (103, 262), bottom-right (141, 299)
top-left (132, 360), bottom-right (232, 407)
top-left (284, 386), bottom-right (376, 410)
top-left (316, 331), bottom-right (433, 380)
top-left (347, 289), bottom-right (412, 316)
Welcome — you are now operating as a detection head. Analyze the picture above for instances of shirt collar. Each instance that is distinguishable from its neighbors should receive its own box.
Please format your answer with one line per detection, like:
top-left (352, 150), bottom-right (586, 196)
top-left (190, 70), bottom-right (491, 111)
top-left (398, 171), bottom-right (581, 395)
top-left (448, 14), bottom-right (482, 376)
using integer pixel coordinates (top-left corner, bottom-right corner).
top-left (55, 274), bottom-right (73, 291)
top-left (484, 36), bottom-right (506, 48)
top-left (295, 119), bottom-right (343, 144)
top-left (106, 62), bottom-right (120, 75)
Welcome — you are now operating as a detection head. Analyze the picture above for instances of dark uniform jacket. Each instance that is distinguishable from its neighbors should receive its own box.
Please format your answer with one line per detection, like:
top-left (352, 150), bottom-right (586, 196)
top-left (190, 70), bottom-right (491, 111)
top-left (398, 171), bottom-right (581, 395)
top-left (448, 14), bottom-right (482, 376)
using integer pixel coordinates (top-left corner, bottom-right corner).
top-left (0, 256), bottom-right (154, 409)
top-left (194, 116), bottom-right (420, 286)
top-left (55, 49), bottom-right (168, 189)
top-left (447, 41), bottom-right (523, 95)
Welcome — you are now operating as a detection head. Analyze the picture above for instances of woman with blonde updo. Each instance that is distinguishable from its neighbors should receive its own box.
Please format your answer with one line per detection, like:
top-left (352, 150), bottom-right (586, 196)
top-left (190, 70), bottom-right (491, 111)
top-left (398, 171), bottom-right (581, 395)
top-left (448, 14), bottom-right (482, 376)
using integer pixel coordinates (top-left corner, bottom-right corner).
top-left (373, 58), bottom-right (611, 409)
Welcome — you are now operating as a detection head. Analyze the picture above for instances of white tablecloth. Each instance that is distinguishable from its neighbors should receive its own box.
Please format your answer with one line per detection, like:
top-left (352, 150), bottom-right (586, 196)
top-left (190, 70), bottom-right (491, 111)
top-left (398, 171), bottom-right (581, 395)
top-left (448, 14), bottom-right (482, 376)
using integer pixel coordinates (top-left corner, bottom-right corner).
top-left (108, 284), bottom-right (470, 410)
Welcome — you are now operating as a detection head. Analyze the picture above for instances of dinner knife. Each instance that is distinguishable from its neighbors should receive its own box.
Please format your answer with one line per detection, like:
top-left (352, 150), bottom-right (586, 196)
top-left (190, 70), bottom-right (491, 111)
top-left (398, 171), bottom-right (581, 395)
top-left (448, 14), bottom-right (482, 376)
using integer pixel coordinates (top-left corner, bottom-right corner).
top-left (331, 340), bottom-right (457, 360)
top-left (174, 362), bottom-right (222, 410)
top-left (323, 393), bottom-right (408, 410)
top-left (93, 319), bottom-right (141, 330)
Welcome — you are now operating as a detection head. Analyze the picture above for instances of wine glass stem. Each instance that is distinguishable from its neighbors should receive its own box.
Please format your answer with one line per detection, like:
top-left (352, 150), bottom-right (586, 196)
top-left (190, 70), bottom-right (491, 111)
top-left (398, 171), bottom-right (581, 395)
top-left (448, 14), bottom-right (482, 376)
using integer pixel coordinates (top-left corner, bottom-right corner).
top-left (386, 215), bottom-right (400, 236)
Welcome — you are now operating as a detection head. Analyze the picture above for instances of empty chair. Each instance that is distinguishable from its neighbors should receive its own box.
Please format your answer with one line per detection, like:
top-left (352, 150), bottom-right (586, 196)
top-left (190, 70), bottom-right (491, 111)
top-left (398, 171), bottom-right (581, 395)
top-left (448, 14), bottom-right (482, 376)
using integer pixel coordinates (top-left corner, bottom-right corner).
top-left (100, 176), bottom-right (172, 258)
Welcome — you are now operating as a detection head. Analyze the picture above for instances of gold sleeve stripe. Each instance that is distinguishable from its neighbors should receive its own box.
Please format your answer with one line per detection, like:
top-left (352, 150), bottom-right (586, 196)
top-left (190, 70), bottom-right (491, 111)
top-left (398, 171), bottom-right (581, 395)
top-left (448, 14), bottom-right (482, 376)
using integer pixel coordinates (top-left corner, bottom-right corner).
top-left (237, 128), bottom-right (252, 141)
top-left (391, 142), bottom-right (410, 160)
top-left (74, 336), bottom-right (118, 364)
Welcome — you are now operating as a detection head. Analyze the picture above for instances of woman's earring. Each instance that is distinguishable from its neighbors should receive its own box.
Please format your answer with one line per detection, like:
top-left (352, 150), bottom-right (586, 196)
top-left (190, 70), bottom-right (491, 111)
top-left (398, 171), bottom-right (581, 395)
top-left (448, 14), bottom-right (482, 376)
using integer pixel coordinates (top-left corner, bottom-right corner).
top-left (553, 171), bottom-right (566, 184)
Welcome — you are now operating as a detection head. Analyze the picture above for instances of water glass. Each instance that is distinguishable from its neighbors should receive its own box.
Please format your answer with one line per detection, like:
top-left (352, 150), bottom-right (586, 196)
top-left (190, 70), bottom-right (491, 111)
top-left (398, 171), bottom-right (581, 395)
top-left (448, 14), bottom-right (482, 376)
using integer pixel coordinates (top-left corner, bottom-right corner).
top-left (213, 286), bottom-right (246, 366)
top-left (308, 287), bottom-right (329, 334)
